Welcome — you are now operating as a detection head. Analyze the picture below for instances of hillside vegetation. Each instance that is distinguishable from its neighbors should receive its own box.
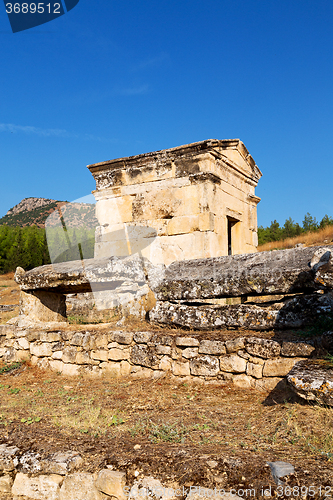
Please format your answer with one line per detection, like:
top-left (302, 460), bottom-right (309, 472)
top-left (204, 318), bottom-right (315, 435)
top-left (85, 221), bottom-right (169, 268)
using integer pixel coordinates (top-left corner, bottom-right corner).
top-left (258, 213), bottom-right (333, 251)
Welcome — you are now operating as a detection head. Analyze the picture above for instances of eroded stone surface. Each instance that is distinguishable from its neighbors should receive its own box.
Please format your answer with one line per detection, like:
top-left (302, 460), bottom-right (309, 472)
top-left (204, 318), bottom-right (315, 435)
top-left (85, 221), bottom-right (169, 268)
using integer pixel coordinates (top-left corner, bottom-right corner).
top-left (149, 246), bottom-right (333, 300)
top-left (287, 360), bottom-right (333, 405)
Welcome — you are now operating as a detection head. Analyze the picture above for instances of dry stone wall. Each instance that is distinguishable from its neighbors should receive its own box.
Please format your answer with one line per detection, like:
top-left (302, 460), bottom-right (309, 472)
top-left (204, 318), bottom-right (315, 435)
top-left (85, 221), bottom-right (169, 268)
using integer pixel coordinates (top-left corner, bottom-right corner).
top-left (0, 324), bottom-right (316, 390)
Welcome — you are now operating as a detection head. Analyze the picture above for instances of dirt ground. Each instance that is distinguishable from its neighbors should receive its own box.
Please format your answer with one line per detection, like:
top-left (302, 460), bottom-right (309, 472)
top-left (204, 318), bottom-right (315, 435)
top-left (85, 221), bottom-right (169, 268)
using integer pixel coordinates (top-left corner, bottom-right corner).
top-left (1, 274), bottom-right (333, 497)
top-left (0, 361), bottom-right (332, 497)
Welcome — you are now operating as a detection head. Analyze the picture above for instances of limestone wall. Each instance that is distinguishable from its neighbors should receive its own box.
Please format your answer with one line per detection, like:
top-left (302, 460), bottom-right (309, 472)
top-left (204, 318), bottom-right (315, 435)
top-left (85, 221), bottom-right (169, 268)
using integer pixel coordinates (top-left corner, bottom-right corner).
top-left (0, 324), bottom-right (315, 391)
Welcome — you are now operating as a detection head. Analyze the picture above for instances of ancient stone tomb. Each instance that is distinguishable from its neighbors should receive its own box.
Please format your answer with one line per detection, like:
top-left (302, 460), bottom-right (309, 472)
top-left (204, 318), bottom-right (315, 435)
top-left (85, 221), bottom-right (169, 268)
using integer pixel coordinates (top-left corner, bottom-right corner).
top-left (88, 139), bottom-right (262, 265)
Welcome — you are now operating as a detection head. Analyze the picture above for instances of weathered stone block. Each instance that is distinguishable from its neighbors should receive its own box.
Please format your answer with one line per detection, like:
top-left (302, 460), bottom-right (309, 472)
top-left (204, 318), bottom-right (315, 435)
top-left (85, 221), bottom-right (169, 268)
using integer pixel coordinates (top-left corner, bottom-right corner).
top-left (52, 351), bottom-right (63, 360)
top-left (159, 355), bottom-right (172, 371)
top-left (225, 338), bottom-right (245, 353)
top-left (133, 331), bottom-right (152, 344)
top-left (95, 334), bottom-right (109, 348)
top-left (17, 337), bottom-right (30, 350)
top-left (0, 474), bottom-right (12, 494)
top-left (149, 334), bottom-right (173, 346)
top-left (130, 366), bottom-right (154, 379)
top-left (0, 444), bottom-right (19, 472)
top-left (245, 338), bottom-right (281, 359)
top-left (60, 472), bottom-right (104, 500)
top-left (91, 350), bottom-right (108, 361)
top-left (41, 451), bottom-right (83, 475)
top-left (130, 344), bottom-right (158, 368)
top-left (12, 472), bottom-right (63, 500)
top-left (199, 340), bottom-right (226, 355)
top-left (219, 355), bottom-right (246, 373)
top-left (154, 345), bottom-right (171, 355)
top-left (120, 360), bottom-right (131, 376)
top-left (62, 346), bottom-right (77, 364)
top-left (94, 469), bottom-right (126, 500)
top-left (112, 331), bottom-right (133, 345)
top-left (176, 336), bottom-right (199, 347)
top-left (172, 360), bottom-right (190, 376)
top-left (108, 348), bottom-right (130, 361)
top-left (253, 377), bottom-right (284, 392)
top-left (41, 331), bottom-right (62, 342)
top-left (30, 342), bottom-right (53, 357)
top-left (20, 289), bottom-right (66, 322)
top-left (190, 355), bottom-right (219, 376)
top-left (287, 360), bottom-right (333, 405)
top-left (50, 359), bottom-right (65, 373)
top-left (69, 332), bottom-right (84, 346)
top-left (263, 358), bottom-right (302, 377)
top-left (281, 341), bottom-right (315, 357)
top-left (75, 351), bottom-right (92, 364)
top-left (246, 362), bottom-right (263, 379)
top-left (182, 347), bottom-right (198, 359)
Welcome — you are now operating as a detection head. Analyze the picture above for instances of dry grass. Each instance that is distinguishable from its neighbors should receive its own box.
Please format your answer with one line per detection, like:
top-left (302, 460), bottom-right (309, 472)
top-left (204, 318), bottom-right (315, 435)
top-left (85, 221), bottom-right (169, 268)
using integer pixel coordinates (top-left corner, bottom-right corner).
top-left (0, 362), bottom-right (332, 460)
top-left (0, 272), bottom-right (20, 324)
top-left (258, 225), bottom-right (333, 252)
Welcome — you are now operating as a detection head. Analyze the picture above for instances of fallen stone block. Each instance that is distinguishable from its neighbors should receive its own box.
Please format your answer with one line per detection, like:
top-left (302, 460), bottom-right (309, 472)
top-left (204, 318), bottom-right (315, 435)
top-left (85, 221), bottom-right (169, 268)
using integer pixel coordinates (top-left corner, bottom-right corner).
top-left (151, 292), bottom-right (333, 330)
top-left (149, 245), bottom-right (333, 300)
top-left (287, 360), bottom-right (333, 406)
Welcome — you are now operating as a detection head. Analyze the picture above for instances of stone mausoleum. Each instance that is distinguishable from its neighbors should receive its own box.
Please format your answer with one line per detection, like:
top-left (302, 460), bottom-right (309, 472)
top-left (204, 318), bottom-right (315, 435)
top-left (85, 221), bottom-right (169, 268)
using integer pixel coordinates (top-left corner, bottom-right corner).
top-left (88, 139), bottom-right (262, 266)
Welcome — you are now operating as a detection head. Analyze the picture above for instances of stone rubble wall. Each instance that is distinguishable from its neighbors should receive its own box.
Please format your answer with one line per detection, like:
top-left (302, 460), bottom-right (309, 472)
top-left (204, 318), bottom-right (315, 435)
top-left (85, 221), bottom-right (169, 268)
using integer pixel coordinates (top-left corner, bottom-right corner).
top-left (1, 444), bottom-right (198, 500)
top-left (0, 442), bottom-right (249, 500)
top-left (0, 325), bottom-right (316, 391)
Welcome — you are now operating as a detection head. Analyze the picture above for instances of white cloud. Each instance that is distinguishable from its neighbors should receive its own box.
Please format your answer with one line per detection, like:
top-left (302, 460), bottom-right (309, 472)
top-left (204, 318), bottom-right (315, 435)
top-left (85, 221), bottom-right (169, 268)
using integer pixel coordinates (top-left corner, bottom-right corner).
top-left (0, 123), bottom-right (116, 143)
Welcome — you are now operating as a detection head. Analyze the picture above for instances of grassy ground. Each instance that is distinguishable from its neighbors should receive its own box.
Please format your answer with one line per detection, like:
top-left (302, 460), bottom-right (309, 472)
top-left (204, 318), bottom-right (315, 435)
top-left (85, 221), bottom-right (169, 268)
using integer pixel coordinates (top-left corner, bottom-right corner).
top-left (0, 361), bottom-right (332, 496)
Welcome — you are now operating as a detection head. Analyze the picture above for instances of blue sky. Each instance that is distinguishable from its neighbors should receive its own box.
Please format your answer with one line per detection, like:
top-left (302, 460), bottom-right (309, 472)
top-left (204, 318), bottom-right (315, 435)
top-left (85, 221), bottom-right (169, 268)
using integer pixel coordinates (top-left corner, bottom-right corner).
top-left (1, 0), bottom-right (333, 228)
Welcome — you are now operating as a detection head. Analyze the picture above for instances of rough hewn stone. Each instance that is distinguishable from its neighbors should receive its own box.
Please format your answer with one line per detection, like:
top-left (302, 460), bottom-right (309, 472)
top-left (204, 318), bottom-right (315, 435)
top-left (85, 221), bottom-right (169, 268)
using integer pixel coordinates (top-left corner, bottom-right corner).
top-left (219, 355), bottom-right (246, 373)
top-left (190, 355), bottom-right (219, 376)
top-left (112, 331), bottom-right (133, 345)
top-left (150, 294), bottom-right (333, 330)
top-left (246, 362), bottom-right (263, 378)
top-left (225, 338), bottom-right (245, 353)
top-left (108, 348), bottom-right (130, 361)
top-left (94, 469), bottom-right (126, 500)
top-left (176, 337), bottom-right (199, 347)
top-left (0, 444), bottom-right (19, 472)
top-left (263, 358), bottom-right (301, 377)
top-left (245, 338), bottom-right (281, 359)
top-left (30, 342), bottom-right (53, 357)
top-left (60, 472), bottom-right (104, 500)
top-left (133, 332), bottom-right (152, 344)
top-left (287, 360), bottom-right (333, 405)
top-left (199, 340), bottom-right (226, 355)
top-left (41, 451), bottom-right (83, 475)
top-left (149, 246), bottom-right (333, 300)
top-left (281, 341), bottom-right (315, 357)
top-left (0, 474), bottom-right (12, 494)
top-left (12, 472), bottom-right (63, 500)
top-left (182, 347), bottom-right (199, 359)
top-left (130, 344), bottom-right (159, 369)
top-left (172, 360), bottom-right (190, 376)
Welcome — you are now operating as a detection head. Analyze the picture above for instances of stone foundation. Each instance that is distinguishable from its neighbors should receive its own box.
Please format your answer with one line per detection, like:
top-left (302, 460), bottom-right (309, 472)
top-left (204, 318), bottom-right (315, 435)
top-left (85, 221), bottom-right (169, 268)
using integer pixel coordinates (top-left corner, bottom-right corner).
top-left (0, 324), bottom-right (316, 390)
